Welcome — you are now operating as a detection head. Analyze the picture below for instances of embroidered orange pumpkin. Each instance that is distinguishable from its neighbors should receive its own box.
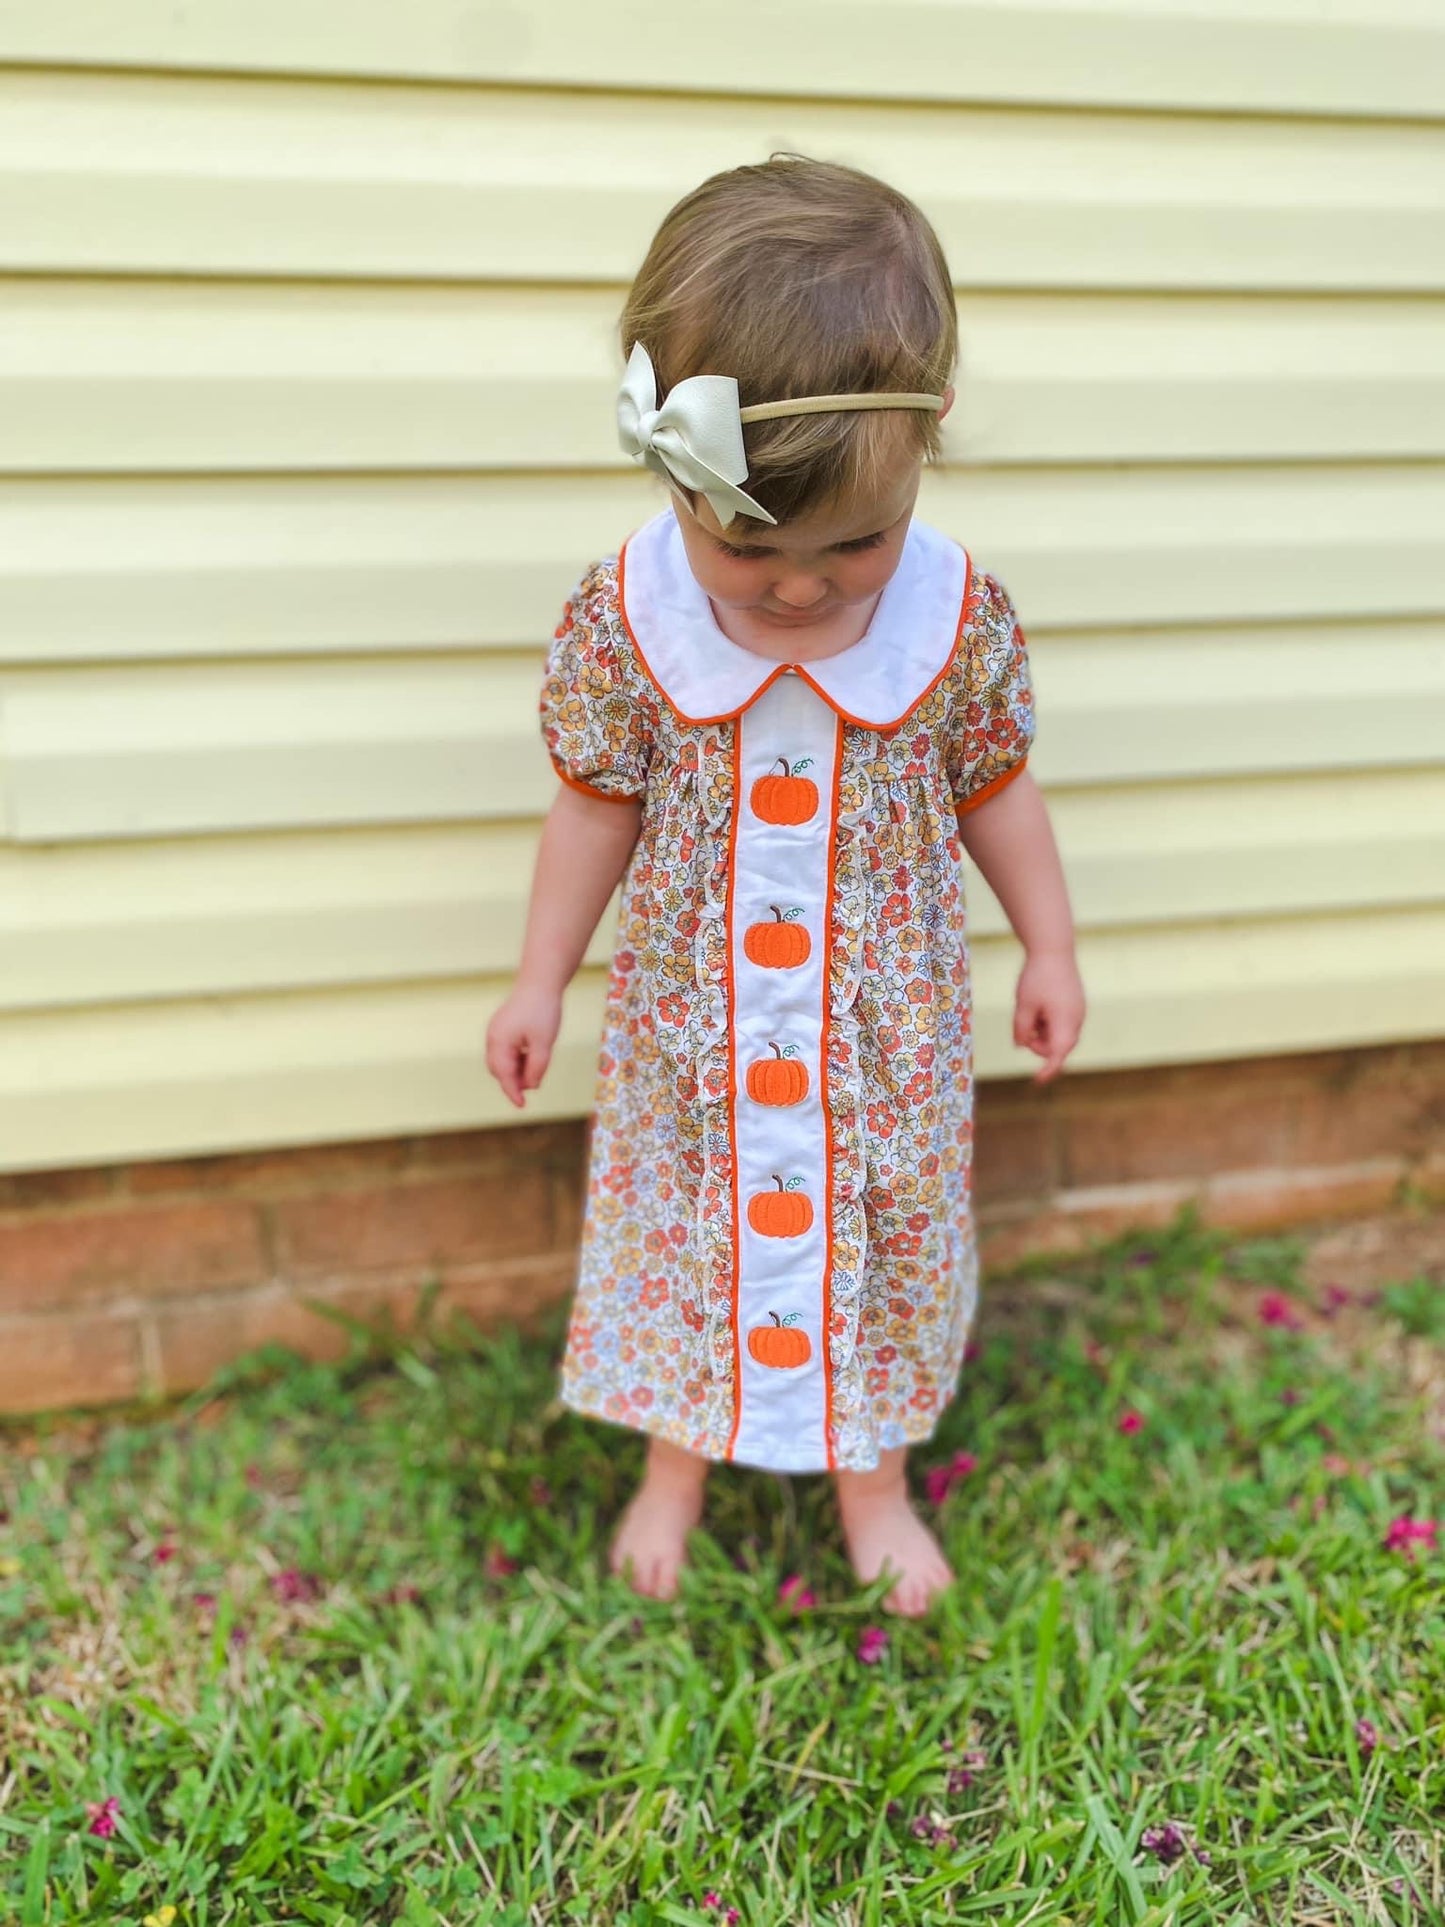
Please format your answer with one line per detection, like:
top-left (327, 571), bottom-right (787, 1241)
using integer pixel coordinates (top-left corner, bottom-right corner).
top-left (745, 1042), bottom-right (809, 1107)
top-left (751, 757), bottom-right (818, 825)
top-left (744, 905), bottom-right (810, 969)
top-left (748, 1310), bottom-right (811, 1369)
top-left (747, 1174), bottom-right (814, 1239)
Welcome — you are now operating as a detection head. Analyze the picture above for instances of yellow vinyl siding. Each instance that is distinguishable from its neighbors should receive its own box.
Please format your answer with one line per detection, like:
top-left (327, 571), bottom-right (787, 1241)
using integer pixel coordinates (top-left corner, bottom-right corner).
top-left (3, 1), bottom-right (1443, 119)
top-left (0, 16), bottom-right (1442, 1174)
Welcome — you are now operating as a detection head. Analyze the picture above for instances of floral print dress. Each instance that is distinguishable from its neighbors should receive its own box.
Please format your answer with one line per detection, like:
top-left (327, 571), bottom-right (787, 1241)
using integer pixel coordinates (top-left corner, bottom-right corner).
top-left (540, 504), bottom-right (1036, 1473)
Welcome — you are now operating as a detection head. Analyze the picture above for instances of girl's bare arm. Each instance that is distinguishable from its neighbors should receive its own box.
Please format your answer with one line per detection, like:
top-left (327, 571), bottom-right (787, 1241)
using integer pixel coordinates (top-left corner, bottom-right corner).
top-left (486, 783), bottom-right (644, 1106)
top-left (957, 767), bottom-right (1086, 1081)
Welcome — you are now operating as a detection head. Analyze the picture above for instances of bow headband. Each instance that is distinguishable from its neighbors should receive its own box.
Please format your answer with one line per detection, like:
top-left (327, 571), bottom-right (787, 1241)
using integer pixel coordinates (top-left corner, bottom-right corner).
top-left (616, 339), bottom-right (946, 529)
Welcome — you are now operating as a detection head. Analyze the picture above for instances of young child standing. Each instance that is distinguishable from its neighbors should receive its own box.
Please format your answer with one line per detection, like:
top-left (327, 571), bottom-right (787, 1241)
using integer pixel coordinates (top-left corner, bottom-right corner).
top-left (486, 154), bottom-right (1085, 1617)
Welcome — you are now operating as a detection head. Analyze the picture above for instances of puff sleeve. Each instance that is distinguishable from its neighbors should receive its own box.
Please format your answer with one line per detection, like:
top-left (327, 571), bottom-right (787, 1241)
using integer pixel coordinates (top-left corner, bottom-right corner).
top-left (539, 565), bottom-right (654, 804)
top-left (945, 568), bottom-right (1037, 816)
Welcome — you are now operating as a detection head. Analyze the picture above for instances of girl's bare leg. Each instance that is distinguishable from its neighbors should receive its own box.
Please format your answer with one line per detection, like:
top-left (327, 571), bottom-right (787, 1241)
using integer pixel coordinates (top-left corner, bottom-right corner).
top-left (833, 1444), bottom-right (955, 1617)
top-left (609, 1435), bottom-right (711, 1601)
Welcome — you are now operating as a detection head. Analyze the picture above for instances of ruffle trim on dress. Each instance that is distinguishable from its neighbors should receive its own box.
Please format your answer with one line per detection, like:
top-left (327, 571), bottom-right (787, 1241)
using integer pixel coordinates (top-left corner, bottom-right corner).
top-left (691, 726), bottom-right (742, 1406)
top-left (823, 748), bottom-right (876, 1470)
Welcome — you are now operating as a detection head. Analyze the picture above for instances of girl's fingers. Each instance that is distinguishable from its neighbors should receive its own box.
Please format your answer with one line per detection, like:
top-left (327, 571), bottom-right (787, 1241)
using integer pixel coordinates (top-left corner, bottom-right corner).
top-left (522, 1040), bottom-right (553, 1089)
top-left (485, 1027), bottom-right (527, 1108)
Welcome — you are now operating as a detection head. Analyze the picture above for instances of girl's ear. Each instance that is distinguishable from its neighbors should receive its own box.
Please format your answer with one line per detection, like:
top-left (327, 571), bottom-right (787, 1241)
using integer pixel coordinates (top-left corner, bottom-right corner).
top-left (938, 385), bottom-right (956, 424)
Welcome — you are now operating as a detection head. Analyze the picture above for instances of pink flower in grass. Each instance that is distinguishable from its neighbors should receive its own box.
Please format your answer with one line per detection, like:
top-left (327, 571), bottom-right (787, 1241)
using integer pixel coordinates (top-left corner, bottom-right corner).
top-left (856, 1625), bottom-right (889, 1664)
top-left (910, 1812), bottom-right (957, 1849)
top-left (86, 1797), bottom-right (120, 1838)
top-left (270, 1567), bottom-right (323, 1604)
top-left (778, 1574), bottom-right (817, 1613)
top-left (701, 1896), bottom-right (741, 1922)
top-left (1319, 1284), bottom-right (1352, 1315)
top-left (484, 1545), bottom-right (519, 1578)
top-left (1355, 1718), bottom-right (1379, 1756)
top-left (1259, 1292), bottom-right (1306, 1331)
top-left (1117, 1409), bottom-right (1145, 1434)
top-left (1383, 1516), bottom-right (1439, 1561)
top-left (923, 1450), bottom-right (977, 1506)
top-left (152, 1539), bottom-right (178, 1565)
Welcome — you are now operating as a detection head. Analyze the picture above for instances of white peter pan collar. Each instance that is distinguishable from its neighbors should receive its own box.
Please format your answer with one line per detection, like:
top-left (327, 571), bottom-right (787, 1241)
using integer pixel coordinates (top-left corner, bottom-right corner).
top-left (616, 505), bottom-right (972, 730)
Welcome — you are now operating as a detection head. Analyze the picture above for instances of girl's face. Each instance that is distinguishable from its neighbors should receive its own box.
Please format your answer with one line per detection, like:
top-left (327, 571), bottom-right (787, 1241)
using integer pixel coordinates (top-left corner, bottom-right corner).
top-left (667, 391), bottom-right (952, 655)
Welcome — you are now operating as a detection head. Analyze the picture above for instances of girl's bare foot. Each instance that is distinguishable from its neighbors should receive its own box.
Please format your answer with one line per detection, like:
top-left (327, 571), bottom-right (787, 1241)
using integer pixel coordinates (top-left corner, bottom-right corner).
top-left (609, 1436), bottom-right (711, 1601)
top-left (833, 1445), bottom-right (954, 1617)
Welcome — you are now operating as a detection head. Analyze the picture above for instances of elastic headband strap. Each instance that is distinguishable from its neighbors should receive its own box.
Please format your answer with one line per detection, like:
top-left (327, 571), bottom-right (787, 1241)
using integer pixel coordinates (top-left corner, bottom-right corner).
top-left (739, 392), bottom-right (945, 422)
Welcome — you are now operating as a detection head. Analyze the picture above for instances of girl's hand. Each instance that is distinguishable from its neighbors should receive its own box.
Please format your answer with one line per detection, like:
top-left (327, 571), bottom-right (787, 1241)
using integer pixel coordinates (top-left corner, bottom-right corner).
top-left (486, 984), bottom-right (564, 1108)
top-left (1013, 947), bottom-right (1086, 1085)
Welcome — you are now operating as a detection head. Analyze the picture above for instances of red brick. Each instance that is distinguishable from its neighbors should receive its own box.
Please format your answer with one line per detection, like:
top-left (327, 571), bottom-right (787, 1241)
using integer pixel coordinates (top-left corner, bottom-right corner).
top-left (270, 1169), bottom-right (553, 1279)
top-left (1056, 1085), bottom-right (1297, 1189)
top-left (551, 1161), bottom-right (587, 1248)
top-left (973, 1105), bottom-right (1055, 1202)
top-left (0, 1165), bottom-right (119, 1211)
top-left (1411, 1146), bottom-right (1445, 1204)
top-left (0, 1199), bottom-right (268, 1316)
top-left (0, 1312), bottom-right (143, 1413)
top-left (149, 1255), bottom-right (579, 1396)
top-left (1197, 1161), bottom-right (1406, 1232)
top-left (977, 1159), bottom-right (1415, 1276)
top-left (403, 1120), bottom-right (586, 1177)
top-left (126, 1135), bottom-right (412, 1198)
top-left (1290, 1057), bottom-right (1443, 1168)
top-left (980, 1180), bottom-right (1197, 1274)
top-left (150, 1284), bottom-right (382, 1394)
top-left (435, 1254), bottom-right (578, 1331)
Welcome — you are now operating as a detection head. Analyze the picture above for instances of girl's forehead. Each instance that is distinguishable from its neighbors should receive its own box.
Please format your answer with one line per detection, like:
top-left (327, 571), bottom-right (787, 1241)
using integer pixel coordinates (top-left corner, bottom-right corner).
top-left (676, 478), bottom-right (917, 548)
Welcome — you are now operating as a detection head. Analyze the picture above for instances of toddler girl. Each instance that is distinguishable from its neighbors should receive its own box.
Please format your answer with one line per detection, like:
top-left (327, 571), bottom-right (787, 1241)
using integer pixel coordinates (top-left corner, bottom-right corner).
top-left (486, 153), bottom-right (1085, 1617)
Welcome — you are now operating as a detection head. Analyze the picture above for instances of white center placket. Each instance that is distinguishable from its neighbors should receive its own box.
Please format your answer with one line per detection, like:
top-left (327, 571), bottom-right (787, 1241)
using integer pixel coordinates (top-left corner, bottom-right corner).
top-left (725, 671), bottom-right (843, 1471)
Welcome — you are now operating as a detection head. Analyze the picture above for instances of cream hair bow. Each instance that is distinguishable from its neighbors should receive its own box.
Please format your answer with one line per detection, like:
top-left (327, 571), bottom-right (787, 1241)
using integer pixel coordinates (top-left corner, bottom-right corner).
top-left (616, 340), bottom-right (945, 530)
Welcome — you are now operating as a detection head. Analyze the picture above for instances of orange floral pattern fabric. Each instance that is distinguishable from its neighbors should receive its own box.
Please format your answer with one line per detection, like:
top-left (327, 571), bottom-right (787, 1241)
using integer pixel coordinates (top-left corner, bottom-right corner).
top-left (540, 550), bottom-right (1036, 1471)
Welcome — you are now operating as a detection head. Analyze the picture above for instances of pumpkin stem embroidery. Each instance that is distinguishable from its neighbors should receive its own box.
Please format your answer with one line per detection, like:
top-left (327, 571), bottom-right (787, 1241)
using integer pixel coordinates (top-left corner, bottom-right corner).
top-left (744, 905), bottom-right (810, 969)
top-left (746, 1174), bottom-right (813, 1238)
top-left (751, 757), bottom-right (820, 826)
top-left (747, 1310), bottom-right (811, 1368)
top-left (745, 1042), bottom-right (809, 1106)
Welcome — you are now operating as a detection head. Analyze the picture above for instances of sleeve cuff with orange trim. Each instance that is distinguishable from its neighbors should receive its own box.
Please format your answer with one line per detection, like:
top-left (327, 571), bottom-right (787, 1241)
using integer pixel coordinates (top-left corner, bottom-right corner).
top-left (955, 753), bottom-right (1029, 819)
top-left (553, 762), bottom-right (645, 805)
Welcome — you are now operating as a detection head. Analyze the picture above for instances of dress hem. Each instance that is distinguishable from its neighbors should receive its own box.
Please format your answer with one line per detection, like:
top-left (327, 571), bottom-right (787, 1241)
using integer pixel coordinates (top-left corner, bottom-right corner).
top-left (557, 1384), bottom-right (956, 1476)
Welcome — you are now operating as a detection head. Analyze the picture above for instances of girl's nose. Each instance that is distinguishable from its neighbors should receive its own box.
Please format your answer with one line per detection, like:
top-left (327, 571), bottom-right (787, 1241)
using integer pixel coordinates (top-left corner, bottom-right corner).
top-left (773, 575), bottom-right (830, 608)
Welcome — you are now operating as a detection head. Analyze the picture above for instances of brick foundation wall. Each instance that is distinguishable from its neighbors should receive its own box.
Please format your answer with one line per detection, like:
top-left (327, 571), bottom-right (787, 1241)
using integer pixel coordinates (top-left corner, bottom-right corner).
top-left (1, 1040), bottom-right (1441, 1417)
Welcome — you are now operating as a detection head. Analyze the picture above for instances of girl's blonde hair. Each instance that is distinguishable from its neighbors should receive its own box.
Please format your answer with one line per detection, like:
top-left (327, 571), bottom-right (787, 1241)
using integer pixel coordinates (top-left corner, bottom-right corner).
top-left (619, 152), bottom-right (958, 528)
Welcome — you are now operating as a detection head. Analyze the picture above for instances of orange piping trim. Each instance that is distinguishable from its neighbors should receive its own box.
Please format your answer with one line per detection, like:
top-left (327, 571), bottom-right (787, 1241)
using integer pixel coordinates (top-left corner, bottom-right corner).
top-left (955, 753), bottom-right (1030, 818)
top-left (552, 763), bottom-right (642, 805)
top-left (819, 716), bottom-right (845, 1472)
top-left (723, 721), bottom-right (745, 1463)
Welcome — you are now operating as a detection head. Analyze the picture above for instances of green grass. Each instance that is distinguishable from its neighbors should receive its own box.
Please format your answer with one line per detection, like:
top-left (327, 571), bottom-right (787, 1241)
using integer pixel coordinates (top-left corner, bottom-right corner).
top-left (1, 1203), bottom-right (1441, 1926)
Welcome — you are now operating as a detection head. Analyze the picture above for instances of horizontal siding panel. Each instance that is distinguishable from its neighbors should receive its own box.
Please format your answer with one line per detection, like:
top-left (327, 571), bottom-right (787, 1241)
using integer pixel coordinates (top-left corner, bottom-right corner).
top-left (4, 71), bottom-right (1445, 290)
top-left (1, 909), bottom-right (1441, 1171)
top-left (5, 284), bottom-right (1445, 472)
top-left (0, 656), bottom-right (548, 840)
top-left (2, 1), bottom-right (1442, 120)
top-left (3, 625), bottom-right (1443, 842)
top-left (2, 771), bottom-right (1442, 1012)
top-left (0, 825), bottom-right (614, 1009)
top-left (3, 468), bottom-right (1445, 667)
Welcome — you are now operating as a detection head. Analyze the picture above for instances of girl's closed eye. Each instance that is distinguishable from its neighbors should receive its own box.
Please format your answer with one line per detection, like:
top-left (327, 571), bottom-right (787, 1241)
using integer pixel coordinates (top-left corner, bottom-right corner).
top-left (716, 530), bottom-right (888, 560)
